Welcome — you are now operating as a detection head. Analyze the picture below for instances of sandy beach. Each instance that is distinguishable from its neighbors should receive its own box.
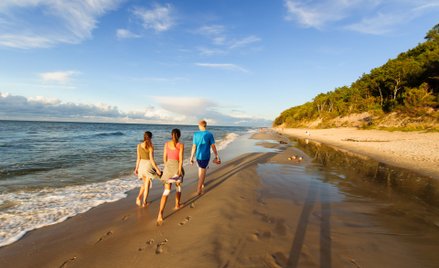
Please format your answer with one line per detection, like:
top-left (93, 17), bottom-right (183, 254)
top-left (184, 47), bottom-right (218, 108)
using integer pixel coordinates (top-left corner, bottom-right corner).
top-left (0, 131), bottom-right (438, 267)
top-left (276, 127), bottom-right (439, 179)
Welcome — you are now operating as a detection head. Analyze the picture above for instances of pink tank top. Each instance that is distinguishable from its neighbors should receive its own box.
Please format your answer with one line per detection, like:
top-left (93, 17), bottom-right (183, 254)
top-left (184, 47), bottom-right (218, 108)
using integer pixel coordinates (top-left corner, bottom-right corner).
top-left (166, 142), bottom-right (181, 161)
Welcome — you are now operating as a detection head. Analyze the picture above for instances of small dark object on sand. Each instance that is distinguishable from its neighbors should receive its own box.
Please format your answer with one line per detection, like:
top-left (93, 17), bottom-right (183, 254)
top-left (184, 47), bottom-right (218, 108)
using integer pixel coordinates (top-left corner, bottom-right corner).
top-left (279, 141), bottom-right (288, 144)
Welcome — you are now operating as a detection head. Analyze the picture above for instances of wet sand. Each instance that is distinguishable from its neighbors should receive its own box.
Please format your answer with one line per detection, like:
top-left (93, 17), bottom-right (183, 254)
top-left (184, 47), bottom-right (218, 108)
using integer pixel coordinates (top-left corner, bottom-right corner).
top-left (0, 131), bottom-right (438, 267)
top-left (275, 127), bottom-right (439, 179)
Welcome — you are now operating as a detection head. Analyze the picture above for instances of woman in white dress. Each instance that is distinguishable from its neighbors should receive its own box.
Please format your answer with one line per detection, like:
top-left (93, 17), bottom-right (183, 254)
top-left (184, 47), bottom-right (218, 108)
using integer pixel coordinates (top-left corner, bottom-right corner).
top-left (134, 131), bottom-right (161, 207)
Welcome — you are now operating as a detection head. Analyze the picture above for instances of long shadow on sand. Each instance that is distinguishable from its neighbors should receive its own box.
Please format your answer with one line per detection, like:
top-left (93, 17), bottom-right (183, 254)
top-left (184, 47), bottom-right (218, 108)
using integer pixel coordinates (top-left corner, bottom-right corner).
top-left (164, 152), bottom-right (276, 220)
top-left (286, 180), bottom-right (332, 268)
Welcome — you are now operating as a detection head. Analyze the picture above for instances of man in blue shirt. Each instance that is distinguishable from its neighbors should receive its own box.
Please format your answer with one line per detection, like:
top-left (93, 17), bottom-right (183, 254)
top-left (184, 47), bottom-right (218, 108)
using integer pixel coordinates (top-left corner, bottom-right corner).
top-left (190, 120), bottom-right (220, 195)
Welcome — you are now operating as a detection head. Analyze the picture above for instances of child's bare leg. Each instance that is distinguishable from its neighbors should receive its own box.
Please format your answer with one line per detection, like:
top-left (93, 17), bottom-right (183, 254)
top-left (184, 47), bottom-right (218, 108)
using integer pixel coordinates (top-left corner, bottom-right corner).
top-left (175, 182), bottom-right (182, 209)
top-left (197, 168), bottom-right (206, 195)
top-left (157, 183), bottom-right (171, 225)
top-left (136, 183), bottom-right (144, 206)
top-left (142, 177), bottom-right (151, 207)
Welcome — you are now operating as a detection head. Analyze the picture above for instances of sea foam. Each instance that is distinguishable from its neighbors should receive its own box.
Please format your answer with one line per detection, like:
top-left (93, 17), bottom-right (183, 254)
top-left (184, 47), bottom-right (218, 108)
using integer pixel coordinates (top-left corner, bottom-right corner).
top-left (0, 176), bottom-right (138, 247)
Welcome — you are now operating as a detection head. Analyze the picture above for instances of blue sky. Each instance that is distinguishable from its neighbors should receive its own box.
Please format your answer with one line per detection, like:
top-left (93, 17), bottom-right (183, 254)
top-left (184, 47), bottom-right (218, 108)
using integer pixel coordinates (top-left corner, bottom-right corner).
top-left (0, 0), bottom-right (438, 126)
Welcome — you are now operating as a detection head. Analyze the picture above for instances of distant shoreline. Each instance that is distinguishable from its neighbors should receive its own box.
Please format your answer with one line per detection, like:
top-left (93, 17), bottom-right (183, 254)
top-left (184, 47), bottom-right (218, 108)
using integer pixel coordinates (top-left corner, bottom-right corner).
top-left (275, 127), bottom-right (439, 179)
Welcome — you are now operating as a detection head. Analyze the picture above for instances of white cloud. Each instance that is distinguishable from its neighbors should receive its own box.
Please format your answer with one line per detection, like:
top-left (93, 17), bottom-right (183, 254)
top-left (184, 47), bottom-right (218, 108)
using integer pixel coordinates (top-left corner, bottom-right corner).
top-left (195, 24), bottom-right (261, 55)
top-left (154, 96), bottom-right (216, 116)
top-left (229, 35), bottom-right (261, 49)
top-left (39, 71), bottom-right (79, 83)
top-left (28, 96), bottom-right (61, 105)
top-left (197, 47), bottom-right (227, 56)
top-left (116, 28), bottom-right (141, 39)
top-left (283, 0), bottom-right (361, 28)
top-left (0, 93), bottom-right (172, 123)
top-left (345, 12), bottom-right (403, 35)
top-left (0, 0), bottom-right (122, 49)
top-left (197, 25), bottom-right (226, 45)
top-left (0, 93), bottom-right (122, 120)
top-left (154, 96), bottom-right (270, 126)
top-left (198, 25), bottom-right (226, 36)
top-left (195, 63), bottom-right (249, 73)
top-left (0, 93), bottom-right (270, 126)
top-left (0, 34), bottom-right (54, 49)
top-left (345, 1), bottom-right (439, 35)
top-left (132, 4), bottom-right (175, 32)
top-left (283, 0), bottom-right (439, 34)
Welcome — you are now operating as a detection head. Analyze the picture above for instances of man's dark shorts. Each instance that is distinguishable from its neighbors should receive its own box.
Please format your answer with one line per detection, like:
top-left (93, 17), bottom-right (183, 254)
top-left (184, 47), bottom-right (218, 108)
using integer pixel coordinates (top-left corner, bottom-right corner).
top-left (196, 159), bottom-right (210, 169)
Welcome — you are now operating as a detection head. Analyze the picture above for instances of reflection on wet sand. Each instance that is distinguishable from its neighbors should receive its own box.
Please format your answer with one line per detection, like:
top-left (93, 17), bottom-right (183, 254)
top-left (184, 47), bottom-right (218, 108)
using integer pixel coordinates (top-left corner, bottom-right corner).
top-left (296, 138), bottom-right (439, 208)
top-left (257, 137), bottom-right (439, 267)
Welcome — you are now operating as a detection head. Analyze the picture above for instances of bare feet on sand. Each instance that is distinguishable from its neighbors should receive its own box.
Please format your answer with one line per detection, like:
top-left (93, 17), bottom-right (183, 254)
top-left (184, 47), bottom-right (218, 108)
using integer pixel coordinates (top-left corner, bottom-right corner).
top-left (136, 198), bottom-right (141, 207)
top-left (196, 184), bottom-right (205, 196)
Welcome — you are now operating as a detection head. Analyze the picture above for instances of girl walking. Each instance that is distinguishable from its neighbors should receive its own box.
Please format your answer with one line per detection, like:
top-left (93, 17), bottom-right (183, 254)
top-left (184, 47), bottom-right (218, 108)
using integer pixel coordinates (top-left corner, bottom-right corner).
top-left (134, 131), bottom-right (161, 207)
top-left (157, 128), bottom-right (185, 225)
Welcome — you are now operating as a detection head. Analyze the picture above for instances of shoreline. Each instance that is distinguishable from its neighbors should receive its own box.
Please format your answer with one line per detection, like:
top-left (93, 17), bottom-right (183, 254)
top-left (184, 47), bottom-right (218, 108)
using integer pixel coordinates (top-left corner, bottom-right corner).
top-left (275, 127), bottom-right (439, 179)
top-left (0, 127), bottom-right (250, 248)
top-left (1, 131), bottom-right (438, 267)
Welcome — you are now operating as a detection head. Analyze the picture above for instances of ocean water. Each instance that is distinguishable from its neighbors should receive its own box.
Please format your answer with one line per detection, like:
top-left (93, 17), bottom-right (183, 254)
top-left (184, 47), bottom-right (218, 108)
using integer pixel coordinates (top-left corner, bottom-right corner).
top-left (0, 120), bottom-right (254, 247)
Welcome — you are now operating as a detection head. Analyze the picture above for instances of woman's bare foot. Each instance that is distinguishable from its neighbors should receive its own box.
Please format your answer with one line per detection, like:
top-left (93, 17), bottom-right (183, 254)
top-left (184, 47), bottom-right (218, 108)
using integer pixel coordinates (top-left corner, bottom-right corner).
top-left (142, 202), bottom-right (150, 208)
top-left (157, 217), bottom-right (163, 226)
top-left (174, 204), bottom-right (181, 210)
top-left (136, 198), bottom-right (141, 207)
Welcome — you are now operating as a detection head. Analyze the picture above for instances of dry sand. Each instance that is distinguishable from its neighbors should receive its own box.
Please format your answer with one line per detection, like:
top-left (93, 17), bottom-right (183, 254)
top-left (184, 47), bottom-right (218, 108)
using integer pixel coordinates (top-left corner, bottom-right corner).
top-left (0, 131), bottom-right (438, 267)
top-left (276, 127), bottom-right (439, 179)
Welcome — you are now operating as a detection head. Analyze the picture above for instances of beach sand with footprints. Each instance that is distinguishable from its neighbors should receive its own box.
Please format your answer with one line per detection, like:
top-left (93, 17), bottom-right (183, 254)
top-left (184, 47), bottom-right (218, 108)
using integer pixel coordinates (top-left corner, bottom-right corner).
top-left (1, 130), bottom-right (438, 267)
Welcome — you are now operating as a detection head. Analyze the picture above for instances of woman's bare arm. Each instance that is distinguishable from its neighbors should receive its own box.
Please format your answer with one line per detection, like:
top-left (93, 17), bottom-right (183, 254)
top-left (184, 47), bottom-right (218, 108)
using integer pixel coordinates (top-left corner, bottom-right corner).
top-left (163, 143), bottom-right (168, 164)
top-left (134, 144), bottom-right (140, 174)
top-left (149, 145), bottom-right (162, 175)
top-left (178, 143), bottom-right (184, 175)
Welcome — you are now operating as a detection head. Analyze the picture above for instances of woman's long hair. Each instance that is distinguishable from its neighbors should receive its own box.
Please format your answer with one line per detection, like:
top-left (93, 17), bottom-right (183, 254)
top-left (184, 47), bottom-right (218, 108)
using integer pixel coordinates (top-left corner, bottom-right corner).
top-left (171, 128), bottom-right (181, 147)
top-left (143, 131), bottom-right (153, 149)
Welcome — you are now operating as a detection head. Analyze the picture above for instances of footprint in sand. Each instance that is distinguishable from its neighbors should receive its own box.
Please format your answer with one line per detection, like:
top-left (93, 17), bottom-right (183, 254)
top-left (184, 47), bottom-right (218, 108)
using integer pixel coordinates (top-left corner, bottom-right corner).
top-left (272, 252), bottom-right (287, 267)
top-left (155, 239), bottom-right (168, 254)
top-left (122, 215), bottom-right (129, 221)
top-left (138, 239), bottom-right (155, 251)
top-left (251, 232), bottom-right (260, 241)
top-left (95, 230), bottom-right (113, 244)
top-left (179, 216), bottom-right (191, 226)
top-left (274, 219), bottom-right (287, 236)
top-left (59, 256), bottom-right (77, 268)
top-left (262, 231), bottom-right (272, 239)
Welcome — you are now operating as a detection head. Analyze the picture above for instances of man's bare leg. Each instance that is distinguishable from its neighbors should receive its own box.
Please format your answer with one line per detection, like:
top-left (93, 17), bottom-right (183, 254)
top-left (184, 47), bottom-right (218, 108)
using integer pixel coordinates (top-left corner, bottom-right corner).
top-left (197, 168), bottom-right (206, 195)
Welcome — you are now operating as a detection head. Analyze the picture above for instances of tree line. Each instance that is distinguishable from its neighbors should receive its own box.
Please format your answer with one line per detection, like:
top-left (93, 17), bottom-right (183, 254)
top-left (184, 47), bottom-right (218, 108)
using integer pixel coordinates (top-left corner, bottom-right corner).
top-left (274, 24), bottom-right (439, 129)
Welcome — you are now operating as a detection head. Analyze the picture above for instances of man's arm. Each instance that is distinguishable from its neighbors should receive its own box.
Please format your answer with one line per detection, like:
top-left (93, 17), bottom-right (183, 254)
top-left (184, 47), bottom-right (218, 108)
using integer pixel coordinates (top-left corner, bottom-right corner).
top-left (190, 144), bottom-right (197, 164)
top-left (211, 144), bottom-right (220, 164)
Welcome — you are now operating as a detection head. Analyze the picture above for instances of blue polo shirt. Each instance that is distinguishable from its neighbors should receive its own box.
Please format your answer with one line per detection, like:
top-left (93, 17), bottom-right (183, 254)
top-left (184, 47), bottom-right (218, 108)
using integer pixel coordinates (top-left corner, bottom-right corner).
top-left (193, 130), bottom-right (215, 160)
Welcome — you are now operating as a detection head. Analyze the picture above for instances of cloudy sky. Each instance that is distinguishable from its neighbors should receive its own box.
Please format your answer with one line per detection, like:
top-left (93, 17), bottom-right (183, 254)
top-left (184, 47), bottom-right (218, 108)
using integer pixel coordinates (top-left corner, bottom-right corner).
top-left (0, 0), bottom-right (438, 126)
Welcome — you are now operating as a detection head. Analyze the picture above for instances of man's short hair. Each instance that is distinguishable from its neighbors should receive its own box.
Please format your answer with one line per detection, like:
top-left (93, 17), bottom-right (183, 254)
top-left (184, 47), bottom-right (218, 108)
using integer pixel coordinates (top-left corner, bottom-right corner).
top-left (199, 120), bottom-right (207, 127)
